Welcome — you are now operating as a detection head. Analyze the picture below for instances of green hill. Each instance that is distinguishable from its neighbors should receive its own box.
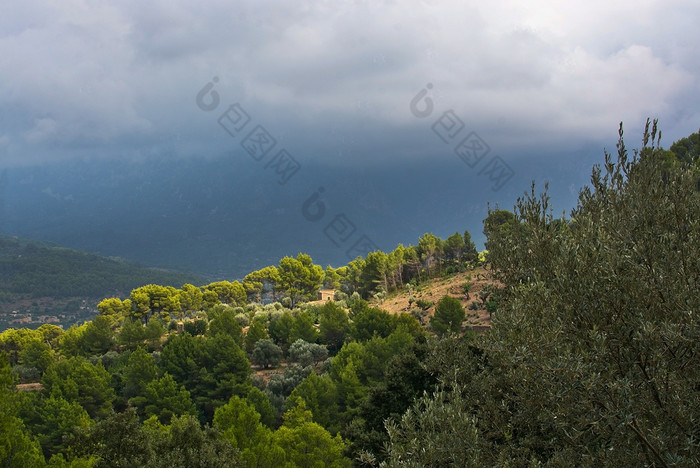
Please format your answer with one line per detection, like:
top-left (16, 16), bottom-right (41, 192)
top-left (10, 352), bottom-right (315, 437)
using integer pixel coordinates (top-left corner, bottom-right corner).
top-left (0, 235), bottom-right (204, 330)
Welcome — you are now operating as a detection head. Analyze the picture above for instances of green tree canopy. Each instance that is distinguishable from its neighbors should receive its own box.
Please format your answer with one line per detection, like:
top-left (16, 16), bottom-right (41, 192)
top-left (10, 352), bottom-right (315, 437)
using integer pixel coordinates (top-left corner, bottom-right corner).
top-left (277, 254), bottom-right (324, 306)
top-left (323, 265), bottom-right (341, 290)
top-left (385, 122), bottom-right (700, 467)
top-left (482, 208), bottom-right (518, 252)
top-left (177, 284), bottom-right (203, 318)
top-left (129, 284), bottom-right (181, 324)
top-left (462, 229), bottom-right (478, 263)
top-left (73, 408), bottom-right (238, 467)
top-left (18, 393), bottom-right (92, 459)
top-left (244, 318), bottom-right (269, 354)
top-left (430, 295), bottom-right (465, 336)
top-left (19, 339), bottom-right (55, 374)
top-left (159, 333), bottom-right (251, 421)
top-left (350, 305), bottom-right (395, 342)
top-left (80, 315), bottom-right (115, 356)
top-left (97, 297), bottom-right (130, 326)
top-left (0, 328), bottom-right (42, 365)
top-left (359, 251), bottom-right (389, 296)
top-left (290, 310), bottom-right (318, 344)
top-left (42, 356), bottom-right (115, 419)
top-left (122, 346), bottom-right (157, 399)
top-left (273, 398), bottom-right (351, 468)
top-left (203, 281), bottom-right (247, 307)
top-left (118, 318), bottom-right (146, 351)
top-left (0, 352), bottom-right (46, 467)
top-left (444, 232), bottom-right (465, 266)
top-left (288, 339), bottom-right (328, 368)
top-left (268, 311), bottom-right (295, 353)
top-left (318, 301), bottom-right (350, 354)
top-left (207, 305), bottom-right (243, 345)
top-left (288, 372), bottom-right (341, 434)
top-left (139, 373), bottom-right (197, 424)
top-left (251, 339), bottom-right (282, 369)
top-left (243, 266), bottom-right (282, 303)
top-left (416, 233), bottom-right (444, 276)
top-left (669, 130), bottom-right (700, 164)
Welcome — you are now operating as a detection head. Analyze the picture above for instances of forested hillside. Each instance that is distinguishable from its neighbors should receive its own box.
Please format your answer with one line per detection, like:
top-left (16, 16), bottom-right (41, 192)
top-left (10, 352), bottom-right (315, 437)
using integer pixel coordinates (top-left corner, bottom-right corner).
top-left (0, 236), bottom-right (204, 330)
top-left (1, 123), bottom-right (698, 467)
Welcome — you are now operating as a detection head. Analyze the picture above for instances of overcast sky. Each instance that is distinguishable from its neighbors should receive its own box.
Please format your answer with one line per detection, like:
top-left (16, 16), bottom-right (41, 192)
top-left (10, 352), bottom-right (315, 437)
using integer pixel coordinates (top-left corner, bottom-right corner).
top-left (1, 0), bottom-right (698, 168)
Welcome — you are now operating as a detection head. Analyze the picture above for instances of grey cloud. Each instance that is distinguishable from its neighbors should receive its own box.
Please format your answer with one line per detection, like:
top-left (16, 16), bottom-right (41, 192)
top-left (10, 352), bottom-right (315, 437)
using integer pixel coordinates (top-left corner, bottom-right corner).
top-left (0, 0), bottom-right (698, 167)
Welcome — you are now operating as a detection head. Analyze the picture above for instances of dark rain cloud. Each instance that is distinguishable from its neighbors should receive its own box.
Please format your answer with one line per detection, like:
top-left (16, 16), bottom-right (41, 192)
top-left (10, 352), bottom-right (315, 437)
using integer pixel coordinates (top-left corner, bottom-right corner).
top-left (0, 0), bottom-right (698, 167)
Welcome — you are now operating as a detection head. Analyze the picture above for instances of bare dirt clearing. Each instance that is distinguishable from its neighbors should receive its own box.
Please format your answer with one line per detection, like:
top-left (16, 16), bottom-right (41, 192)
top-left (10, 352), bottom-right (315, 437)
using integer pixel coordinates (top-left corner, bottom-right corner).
top-left (369, 267), bottom-right (499, 332)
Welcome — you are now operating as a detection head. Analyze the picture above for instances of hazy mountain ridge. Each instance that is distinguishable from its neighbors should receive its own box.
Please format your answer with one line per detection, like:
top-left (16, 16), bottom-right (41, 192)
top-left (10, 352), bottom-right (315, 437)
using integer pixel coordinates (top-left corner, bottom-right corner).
top-left (1, 148), bottom-right (596, 278)
top-left (0, 234), bottom-right (204, 330)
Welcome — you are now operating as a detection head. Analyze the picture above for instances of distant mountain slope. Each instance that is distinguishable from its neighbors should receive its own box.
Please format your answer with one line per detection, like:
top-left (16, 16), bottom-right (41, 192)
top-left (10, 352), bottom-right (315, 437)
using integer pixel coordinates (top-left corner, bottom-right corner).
top-left (0, 151), bottom-right (595, 278)
top-left (0, 234), bottom-right (204, 330)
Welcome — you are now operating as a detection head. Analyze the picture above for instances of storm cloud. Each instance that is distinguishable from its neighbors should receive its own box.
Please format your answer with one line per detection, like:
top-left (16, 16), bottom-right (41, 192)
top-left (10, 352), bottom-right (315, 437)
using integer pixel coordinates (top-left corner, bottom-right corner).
top-left (0, 0), bottom-right (698, 167)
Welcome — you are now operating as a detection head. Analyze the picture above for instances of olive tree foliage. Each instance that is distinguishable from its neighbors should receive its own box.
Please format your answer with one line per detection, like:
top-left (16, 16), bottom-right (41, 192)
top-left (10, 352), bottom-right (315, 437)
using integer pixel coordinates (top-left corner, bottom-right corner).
top-left (72, 408), bottom-right (238, 467)
top-left (384, 388), bottom-right (481, 468)
top-left (251, 339), bottom-right (282, 369)
top-left (385, 122), bottom-right (700, 467)
top-left (288, 339), bottom-right (328, 367)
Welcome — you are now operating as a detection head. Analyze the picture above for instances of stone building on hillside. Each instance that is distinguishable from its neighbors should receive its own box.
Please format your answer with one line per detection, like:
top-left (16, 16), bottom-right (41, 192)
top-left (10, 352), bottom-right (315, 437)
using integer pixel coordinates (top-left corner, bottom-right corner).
top-left (317, 289), bottom-right (334, 301)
